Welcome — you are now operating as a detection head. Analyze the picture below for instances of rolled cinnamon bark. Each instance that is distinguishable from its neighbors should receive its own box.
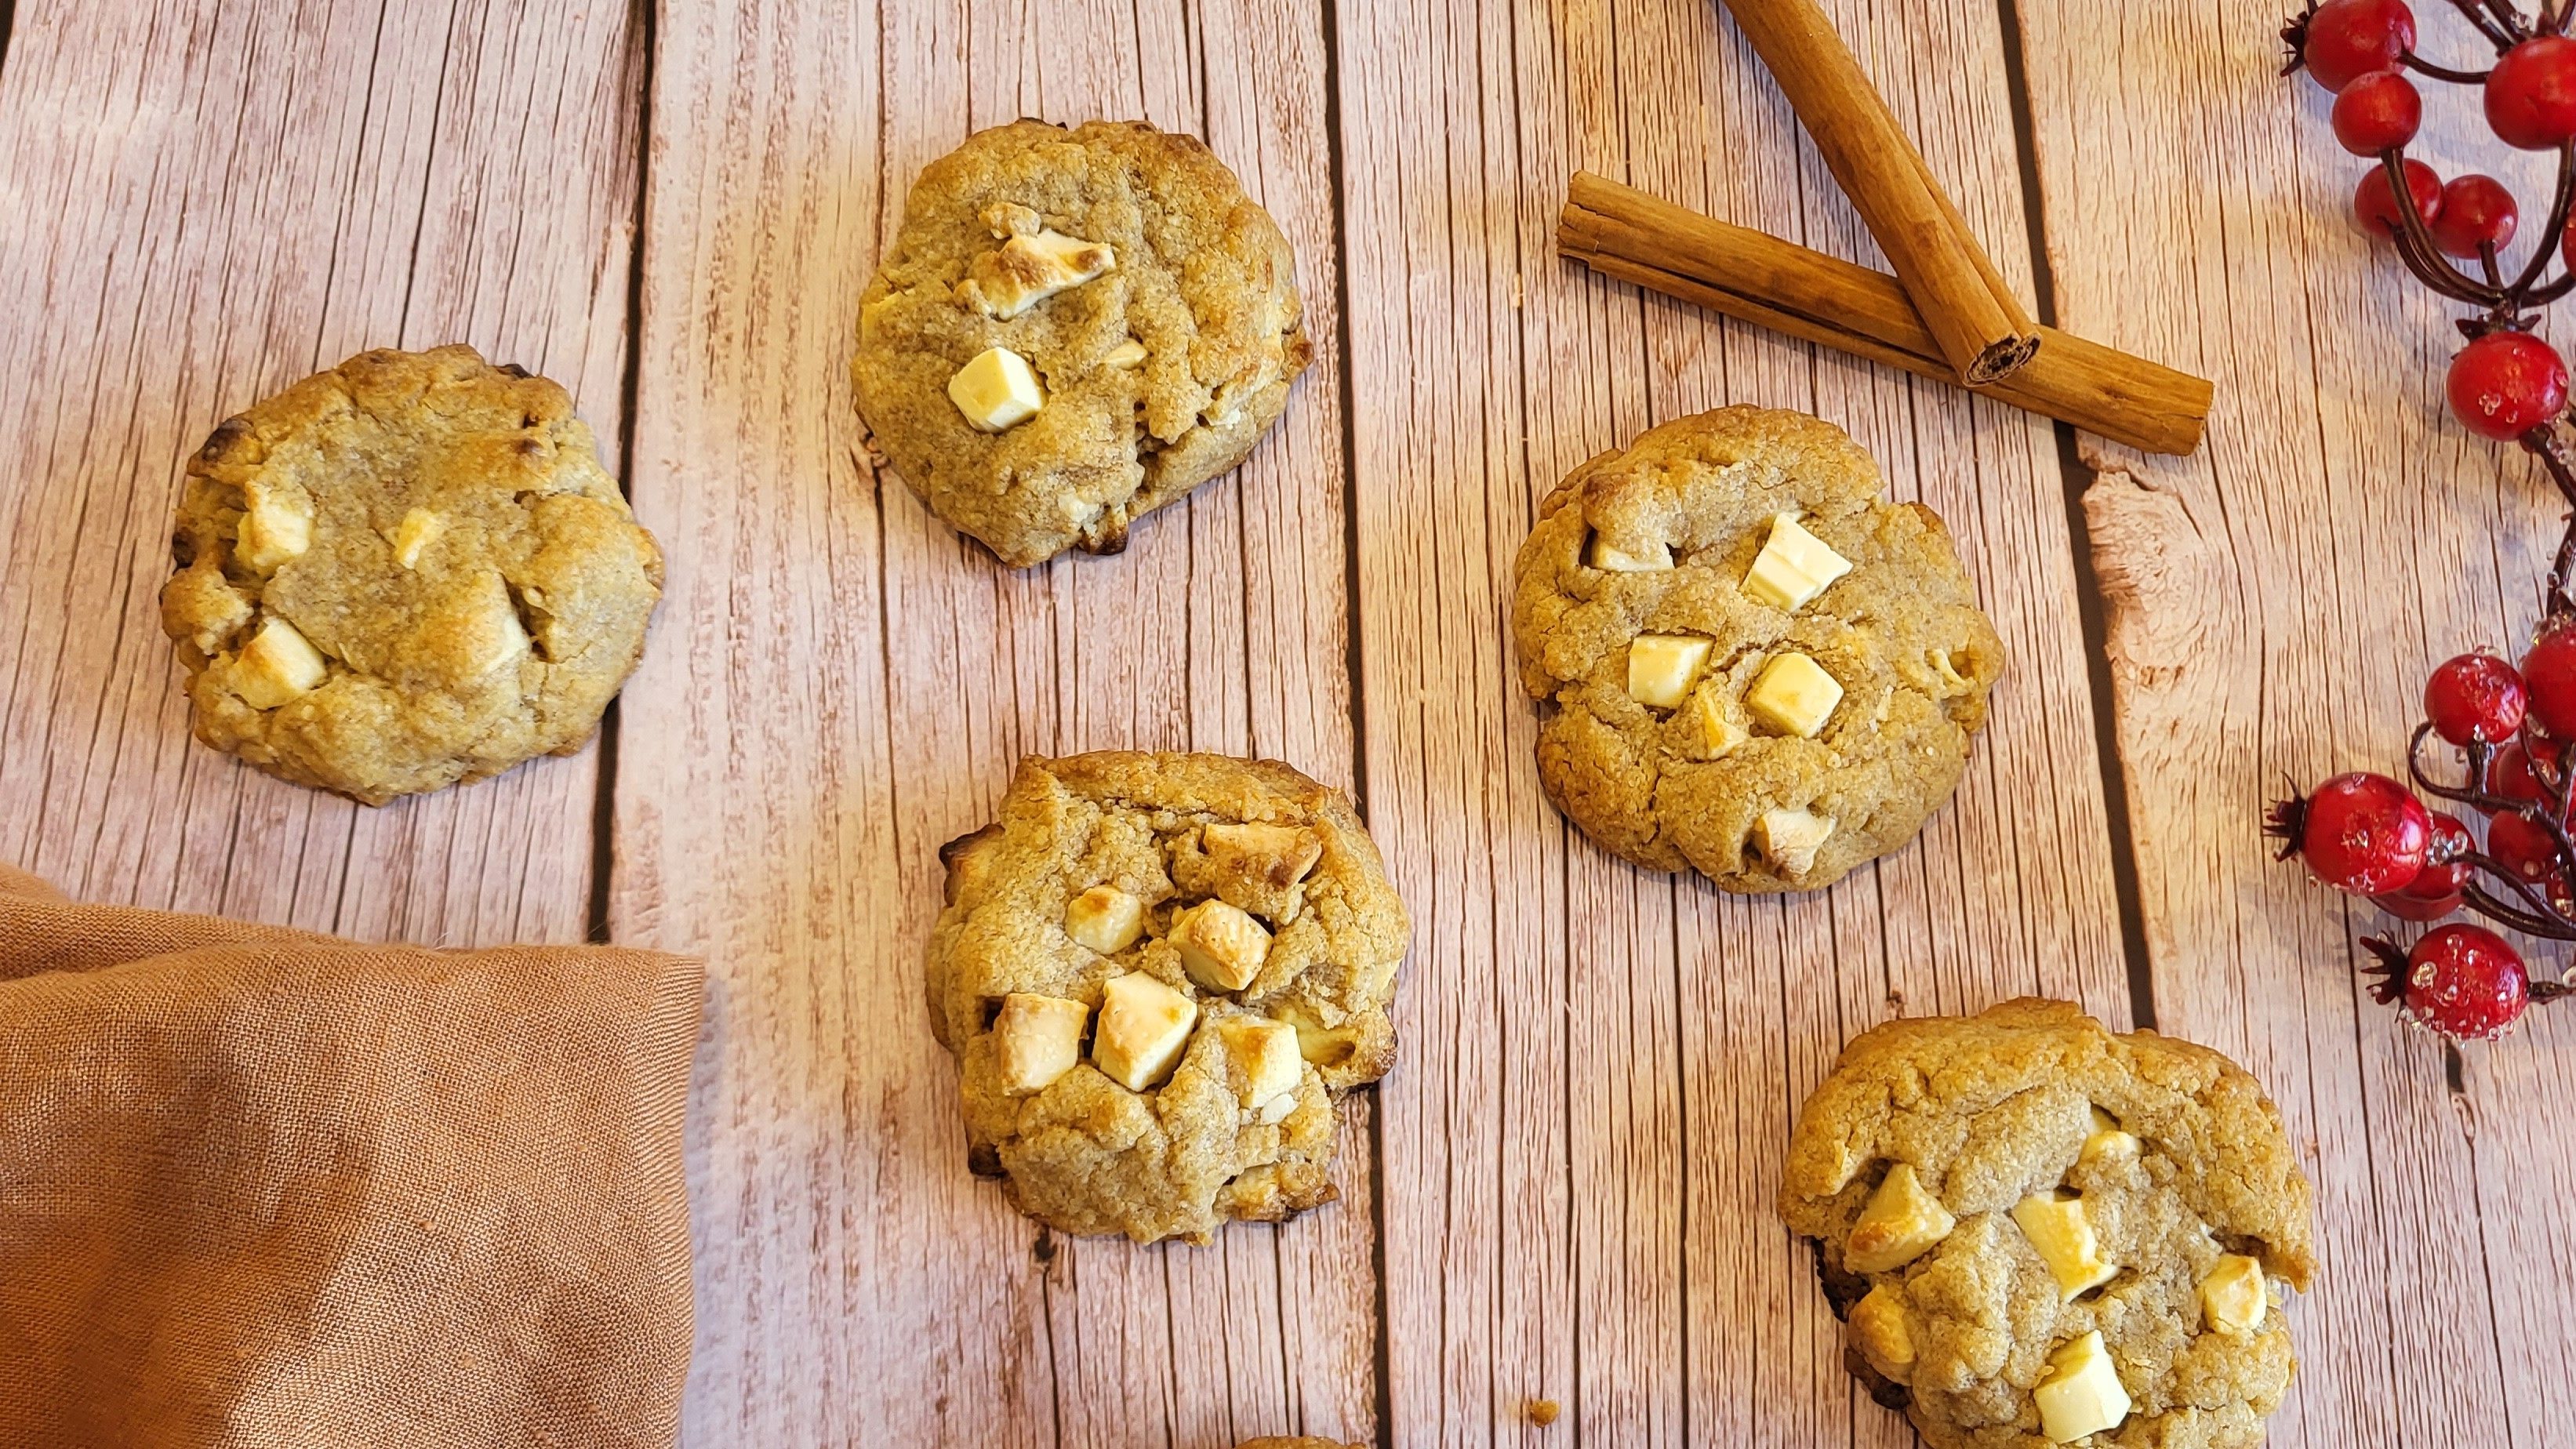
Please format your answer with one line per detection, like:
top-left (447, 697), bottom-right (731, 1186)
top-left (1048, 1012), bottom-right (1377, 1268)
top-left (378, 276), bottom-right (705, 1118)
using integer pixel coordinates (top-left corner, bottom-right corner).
top-left (1559, 173), bottom-right (2210, 456)
top-left (1719, 0), bottom-right (2039, 383)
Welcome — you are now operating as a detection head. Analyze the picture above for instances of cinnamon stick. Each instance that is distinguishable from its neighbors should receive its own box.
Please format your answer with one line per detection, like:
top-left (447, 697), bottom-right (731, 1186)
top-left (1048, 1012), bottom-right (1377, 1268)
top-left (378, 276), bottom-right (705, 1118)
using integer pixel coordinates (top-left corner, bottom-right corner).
top-left (1559, 173), bottom-right (2210, 456)
top-left (1720, 0), bottom-right (2039, 384)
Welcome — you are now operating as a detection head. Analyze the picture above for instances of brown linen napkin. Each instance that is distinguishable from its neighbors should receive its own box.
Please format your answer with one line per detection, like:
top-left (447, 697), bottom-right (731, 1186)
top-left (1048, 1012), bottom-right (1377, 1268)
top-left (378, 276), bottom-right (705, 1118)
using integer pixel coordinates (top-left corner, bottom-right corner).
top-left (0, 862), bottom-right (701, 1449)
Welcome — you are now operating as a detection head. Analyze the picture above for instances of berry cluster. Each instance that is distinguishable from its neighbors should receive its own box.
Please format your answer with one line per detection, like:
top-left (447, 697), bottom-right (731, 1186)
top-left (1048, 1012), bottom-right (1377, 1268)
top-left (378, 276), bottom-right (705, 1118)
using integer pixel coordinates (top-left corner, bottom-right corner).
top-left (2276, 1), bottom-right (2576, 1040)
top-left (2268, 640), bottom-right (2576, 1039)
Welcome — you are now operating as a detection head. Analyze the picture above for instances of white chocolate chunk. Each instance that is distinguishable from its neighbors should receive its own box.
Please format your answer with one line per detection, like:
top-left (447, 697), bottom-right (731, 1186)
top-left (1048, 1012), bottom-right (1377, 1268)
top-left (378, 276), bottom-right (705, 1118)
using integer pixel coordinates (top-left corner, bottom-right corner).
top-left (1847, 1283), bottom-right (1916, 1384)
top-left (1741, 511), bottom-right (1851, 612)
top-left (1627, 634), bottom-right (1713, 709)
top-left (1846, 1164), bottom-right (1955, 1273)
top-left (1930, 647), bottom-right (1975, 695)
top-left (2200, 1253), bottom-right (2268, 1332)
top-left (236, 482), bottom-right (313, 572)
top-left (1093, 972), bottom-right (1197, 1091)
top-left (957, 229), bottom-right (1117, 320)
top-left (1215, 1015), bottom-right (1303, 1115)
top-left (1172, 899), bottom-right (1273, 992)
top-left (1203, 822), bottom-right (1323, 888)
top-left (2081, 1125), bottom-right (2141, 1162)
top-left (1064, 884), bottom-right (1146, 955)
top-left (949, 347), bottom-right (1046, 432)
top-left (2034, 1331), bottom-right (2131, 1444)
top-left (389, 507), bottom-right (445, 569)
top-left (1753, 808), bottom-right (1835, 877)
top-left (992, 993), bottom-right (1088, 1094)
top-left (1590, 536), bottom-right (1673, 572)
top-left (234, 616), bottom-right (327, 709)
top-left (1278, 1002), bottom-right (1360, 1068)
top-left (1104, 339), bottom-right (1148, 370)
top-left (1746, 652), bottom-right (1843, 737)
top-left (1691, 690), bottom-right (1748, 757)
top-left (2014, 1193), bottom-right (2118, 1300)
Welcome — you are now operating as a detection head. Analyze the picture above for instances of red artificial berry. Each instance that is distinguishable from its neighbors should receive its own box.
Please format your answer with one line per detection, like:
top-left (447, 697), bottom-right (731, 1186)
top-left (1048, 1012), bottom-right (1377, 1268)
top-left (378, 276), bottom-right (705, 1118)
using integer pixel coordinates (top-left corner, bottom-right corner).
top-left (2334, 71), bottom-right (2422, 154)
top-left (2377, 812), bottom-right (2475, 920)
top-left (2373, 886), bottom-right (2464, 921)
top-left (2425, 652), bottom-right (2527, 743)
top-left (2268, 772), bottom-right (2433, 894)
top-left (2483, 736), bottom-right (2566, 814)
top-left (2521, 622), bottom-right (2576, 737)
top-left (2431, 176), bottom-right (2520, 260)
top-left (2488, 809), bottom-right (2561, 881)
top-left (2564, 214), bottom-right (2576, 276)
top-left (2301, 0), bottom-right (2417, 92)
top-left (2447, 331), bottom-right (2569, 441)
top-left (2487, 36), bottom-right (2576, 150)
top-left (2376, 925), bottom-right (2532, 1040)
top-left (2355, 158), bottom-right (2443, 238)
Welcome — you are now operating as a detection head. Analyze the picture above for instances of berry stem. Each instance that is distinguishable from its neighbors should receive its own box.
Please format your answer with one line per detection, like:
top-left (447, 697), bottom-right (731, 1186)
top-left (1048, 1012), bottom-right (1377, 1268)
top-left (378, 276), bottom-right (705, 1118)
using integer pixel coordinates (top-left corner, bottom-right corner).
top-left (2380, 154), bottom-right (2510, 303)
top-left (2505, 141), bottom-right (2576, 296)
top-left (2447, 0), bottom-right (2520, 48)
top-left (2516, 425), bottom-right (2576, 612)
top-left (2403, 50), bottom-right (2496, 81)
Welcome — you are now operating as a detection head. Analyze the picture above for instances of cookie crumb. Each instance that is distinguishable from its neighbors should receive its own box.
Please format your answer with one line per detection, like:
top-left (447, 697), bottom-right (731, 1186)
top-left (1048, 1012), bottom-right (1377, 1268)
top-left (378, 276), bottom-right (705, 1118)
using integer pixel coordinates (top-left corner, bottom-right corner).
top-left (1526, 1398), bottom-right (1560, 1426)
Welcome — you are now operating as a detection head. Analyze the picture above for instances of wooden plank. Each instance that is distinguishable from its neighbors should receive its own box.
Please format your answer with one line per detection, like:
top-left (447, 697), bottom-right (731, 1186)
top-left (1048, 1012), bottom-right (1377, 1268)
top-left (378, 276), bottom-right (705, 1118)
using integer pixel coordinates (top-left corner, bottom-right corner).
top-left (0, 0), bottom-right (641, 947)
top-left (1331, 0), bottom-right (2131, 1444)
top-left (2019, 1), bottom-right (2576, 1442)
top-left (612, 1), bottom-right (1368, 1442)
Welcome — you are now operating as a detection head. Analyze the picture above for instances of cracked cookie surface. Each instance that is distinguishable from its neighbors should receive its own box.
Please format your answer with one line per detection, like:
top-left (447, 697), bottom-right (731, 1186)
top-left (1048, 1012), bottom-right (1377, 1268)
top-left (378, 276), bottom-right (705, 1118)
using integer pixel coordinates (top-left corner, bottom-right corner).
top-left (158, 345), bottom-right (663, 805)
top-left (1510, 405), bottom-right (2004, 892)
top-left (852, 119), bottom-right (1311, 568)
top-left (926, 752), bottom-right (1408, 1244)
top-left (1782, 1000), bottom-right (2317, 1449)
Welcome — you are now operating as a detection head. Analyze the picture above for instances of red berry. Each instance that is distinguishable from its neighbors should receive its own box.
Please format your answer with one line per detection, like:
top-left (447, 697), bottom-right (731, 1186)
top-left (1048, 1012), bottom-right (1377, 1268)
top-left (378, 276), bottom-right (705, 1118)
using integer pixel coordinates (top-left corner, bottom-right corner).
top-left (2380, 925), bottom-right (2531, 1040)
top-left (2425, 652), bottom-right (2527, 743)
top-left (2417, 812), bottom-right (2476, 892)
top-left (2484, 736), bottom-right (2566, 813)
top-left (2355, 158), bottom-right (2443, 238)
top-left (2490, 810), bottom-right (2561, 881)
top-left (2334, 71), bottom-right (2422, 153)
top-left (2431, 176), bottom-right (2520, 259)
top-left (2487, 37), bottom-right (2576, 150)
top-left (2269, 772), bottom-right (2433, 894)
top-left (2522, 623), bottom-right (2576, 737)
top-left (2447, 331), bottom-right (2569, 441)
top-left (2302, 0), bottom-right (2417, 91)
top-left (2374, 886), bottom-right (2464, 921)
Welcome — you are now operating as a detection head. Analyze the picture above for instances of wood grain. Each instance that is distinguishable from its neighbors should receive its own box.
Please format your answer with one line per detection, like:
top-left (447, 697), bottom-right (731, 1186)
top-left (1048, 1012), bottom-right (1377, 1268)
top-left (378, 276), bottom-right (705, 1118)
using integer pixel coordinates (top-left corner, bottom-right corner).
top-left (1332, 0), bottom-right (2127, 1444)
top-left (611, 1), bottom-right (1368, 1443)
top-left (2020, 2), bottom-right (2576, 1444)
top-left (0, 0), bottom-right (641, 946)
top-left (7, 2), bottom-right (2554, 1444)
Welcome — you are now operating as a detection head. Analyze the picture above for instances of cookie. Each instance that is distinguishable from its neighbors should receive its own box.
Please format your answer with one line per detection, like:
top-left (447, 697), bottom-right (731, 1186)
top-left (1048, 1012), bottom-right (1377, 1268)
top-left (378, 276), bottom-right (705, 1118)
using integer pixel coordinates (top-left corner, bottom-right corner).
top-left (159, 346), bottom-right (663, 805)
top-left (1781, 1000), bottom-right (2316, 1449)
top-left (925, 752), bottom-right (1408, 1244)
top-left (852, 119), bottom-right (1312, 568)
top-left (1510, 405), bottom-right (2004, 891)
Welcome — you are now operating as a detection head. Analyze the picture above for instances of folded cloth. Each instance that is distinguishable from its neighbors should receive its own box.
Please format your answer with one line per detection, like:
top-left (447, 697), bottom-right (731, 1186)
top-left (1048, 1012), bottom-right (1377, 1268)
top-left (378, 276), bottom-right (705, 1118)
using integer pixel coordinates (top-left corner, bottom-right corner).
top-left (0, 862), bottom-right (700, 1449)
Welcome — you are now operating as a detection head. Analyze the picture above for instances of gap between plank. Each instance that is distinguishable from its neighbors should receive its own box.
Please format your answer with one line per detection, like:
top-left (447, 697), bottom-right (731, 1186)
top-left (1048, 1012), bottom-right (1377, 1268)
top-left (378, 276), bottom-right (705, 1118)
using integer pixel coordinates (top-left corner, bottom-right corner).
top-left (1995, 0), bottom-right (2157, 1030)
top-left (1312, 0), bottom-right (1395, 1443)
top-left (0, 0), bottom-right (20, 89)
top-left (590, 0), bottom-right (659, 946)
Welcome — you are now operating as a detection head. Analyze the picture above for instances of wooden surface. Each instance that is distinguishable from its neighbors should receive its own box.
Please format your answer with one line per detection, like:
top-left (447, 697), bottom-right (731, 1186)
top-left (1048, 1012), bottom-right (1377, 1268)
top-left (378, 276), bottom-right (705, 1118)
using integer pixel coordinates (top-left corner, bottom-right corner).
top-left (0, 1), bottom-right (2555, 1444)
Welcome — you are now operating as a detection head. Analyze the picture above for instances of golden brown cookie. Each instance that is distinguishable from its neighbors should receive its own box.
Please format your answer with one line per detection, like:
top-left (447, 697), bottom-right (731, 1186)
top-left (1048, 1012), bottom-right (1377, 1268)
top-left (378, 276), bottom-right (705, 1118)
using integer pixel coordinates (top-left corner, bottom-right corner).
top-left (1782, 1000), bottom-right (2316, 1449)
top-left (852, 119), bottom-right (1311, 568)
top-left (159, 346), bottom-right (662, 804)
top-left (1511, 405), bottom-right (2003, 891)
top-left (925, 752), bottom-right (1408, 1244)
